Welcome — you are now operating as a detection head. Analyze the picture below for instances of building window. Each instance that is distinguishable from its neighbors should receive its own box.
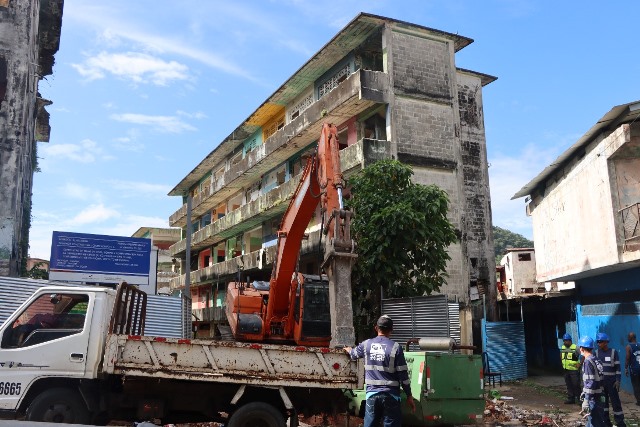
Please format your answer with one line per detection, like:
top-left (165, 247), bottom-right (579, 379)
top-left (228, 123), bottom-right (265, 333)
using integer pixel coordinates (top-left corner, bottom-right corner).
top-left (288, 93), bottom-right (313, 122)
top-left (230, 150), bottom-right (242, 166)
top-left (244, 137), bottom-right (260, 155)
top-left (263, 112), bottom-right (286, 141)
top-left (318, 63), bottom-right (350, 99)
top-left (518, 253), bottom-right (532, 261)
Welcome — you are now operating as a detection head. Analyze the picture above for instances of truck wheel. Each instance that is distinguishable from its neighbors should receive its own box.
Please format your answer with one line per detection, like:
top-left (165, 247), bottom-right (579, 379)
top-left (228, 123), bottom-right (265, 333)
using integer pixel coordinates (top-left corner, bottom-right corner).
top-left (228, 402), bottom-right (286, 427)
top-left (26, 387), bottom-right (90, 424)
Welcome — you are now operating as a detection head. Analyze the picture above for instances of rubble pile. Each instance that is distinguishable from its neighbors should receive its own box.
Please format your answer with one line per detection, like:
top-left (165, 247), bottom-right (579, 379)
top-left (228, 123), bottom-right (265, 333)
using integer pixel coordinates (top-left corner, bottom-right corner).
top-left (484, 398), bottom-right (582, 426)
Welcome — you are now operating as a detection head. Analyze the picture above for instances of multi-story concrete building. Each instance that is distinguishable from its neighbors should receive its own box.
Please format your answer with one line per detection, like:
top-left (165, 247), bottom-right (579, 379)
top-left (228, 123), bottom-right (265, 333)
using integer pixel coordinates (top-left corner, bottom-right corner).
top-left (131, 227), bottom-right (181, 295)
top-left (168, 13), bottom-right (497, 343)
top-left (513, 100), bottom-right (640, 388)
top-left (0, 0), bottom-right (63, 276)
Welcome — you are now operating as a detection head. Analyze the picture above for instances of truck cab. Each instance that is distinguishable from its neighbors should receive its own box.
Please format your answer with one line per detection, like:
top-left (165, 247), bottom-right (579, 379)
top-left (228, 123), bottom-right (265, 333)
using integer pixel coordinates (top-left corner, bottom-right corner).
top-left (0, 286), bottom-right (112, 422)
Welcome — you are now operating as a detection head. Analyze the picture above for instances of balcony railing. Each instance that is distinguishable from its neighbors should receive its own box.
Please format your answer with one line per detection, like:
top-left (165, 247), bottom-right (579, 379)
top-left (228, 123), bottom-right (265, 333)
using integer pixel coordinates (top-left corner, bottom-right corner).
top-left (192, 306), bottom-right (225, 323)
top-left (620, 202), bottom-right (640, 252)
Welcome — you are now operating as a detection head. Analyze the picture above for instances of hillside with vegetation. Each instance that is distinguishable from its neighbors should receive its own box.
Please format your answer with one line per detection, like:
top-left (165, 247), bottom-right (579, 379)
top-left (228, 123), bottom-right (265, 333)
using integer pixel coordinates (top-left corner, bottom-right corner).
top-left (493, 226), bottom-right (533, 263)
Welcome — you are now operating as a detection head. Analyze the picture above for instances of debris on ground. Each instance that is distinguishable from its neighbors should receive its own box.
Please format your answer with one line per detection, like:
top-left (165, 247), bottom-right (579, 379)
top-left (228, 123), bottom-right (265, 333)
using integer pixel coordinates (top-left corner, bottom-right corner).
top-left (483, 397), bottom-right (582, 426)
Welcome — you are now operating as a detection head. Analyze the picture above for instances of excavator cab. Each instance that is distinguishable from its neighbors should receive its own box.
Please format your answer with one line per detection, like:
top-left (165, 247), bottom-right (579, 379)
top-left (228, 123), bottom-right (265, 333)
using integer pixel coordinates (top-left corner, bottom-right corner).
top-left (226, 274), bottom-right (331, 346)
top-left (292, 274), bottom-right (331, 346)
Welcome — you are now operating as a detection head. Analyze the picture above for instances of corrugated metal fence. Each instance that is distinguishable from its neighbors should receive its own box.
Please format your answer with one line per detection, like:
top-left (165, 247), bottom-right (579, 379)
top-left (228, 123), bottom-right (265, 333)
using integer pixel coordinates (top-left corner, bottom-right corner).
top-left (382, 295), bottom-right (461, 350)
top-left (482, 320), bottom-right (527, 381)
top-left (0, 277), bottom-right (184, 337)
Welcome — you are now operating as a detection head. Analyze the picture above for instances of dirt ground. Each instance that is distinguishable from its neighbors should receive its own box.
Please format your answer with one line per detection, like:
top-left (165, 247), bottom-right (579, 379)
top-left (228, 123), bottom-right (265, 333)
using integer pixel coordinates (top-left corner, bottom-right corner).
top-left (484, 374), bottom-right (640, 426)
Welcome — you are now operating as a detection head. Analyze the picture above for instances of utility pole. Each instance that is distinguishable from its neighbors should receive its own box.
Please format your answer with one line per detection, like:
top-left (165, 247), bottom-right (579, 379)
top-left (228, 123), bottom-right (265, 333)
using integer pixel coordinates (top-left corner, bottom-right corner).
top-left (184, 195), bottom-right (192, 338)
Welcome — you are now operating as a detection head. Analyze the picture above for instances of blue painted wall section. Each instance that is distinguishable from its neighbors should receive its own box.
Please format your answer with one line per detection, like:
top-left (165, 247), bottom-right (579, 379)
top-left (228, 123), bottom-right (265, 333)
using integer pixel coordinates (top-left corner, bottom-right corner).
top-left (573, 266), bottom-right (640, 394)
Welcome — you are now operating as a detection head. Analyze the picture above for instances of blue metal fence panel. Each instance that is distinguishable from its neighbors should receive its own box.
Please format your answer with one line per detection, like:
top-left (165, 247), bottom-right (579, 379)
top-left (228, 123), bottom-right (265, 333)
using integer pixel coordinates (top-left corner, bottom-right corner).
top-left (482, 320), bottom-right (527, 382)
top-left (577, 302), bottom-right (640, 394)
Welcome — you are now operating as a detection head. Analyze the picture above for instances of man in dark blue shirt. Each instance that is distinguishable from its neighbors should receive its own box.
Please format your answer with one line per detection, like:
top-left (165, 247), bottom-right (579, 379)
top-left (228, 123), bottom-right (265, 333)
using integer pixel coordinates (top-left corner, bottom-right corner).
top-left (580, 336), bottom-right (606, 427)
top-left (595, 332), bottom-right (626, 427)
top-left (345, 315), bottom-right (416, 427)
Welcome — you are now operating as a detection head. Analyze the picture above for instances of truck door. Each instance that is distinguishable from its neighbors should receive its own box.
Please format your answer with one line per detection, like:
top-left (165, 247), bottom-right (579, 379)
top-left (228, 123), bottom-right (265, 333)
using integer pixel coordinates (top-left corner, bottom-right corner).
top-left (0, 291), bottom-right (92, 411)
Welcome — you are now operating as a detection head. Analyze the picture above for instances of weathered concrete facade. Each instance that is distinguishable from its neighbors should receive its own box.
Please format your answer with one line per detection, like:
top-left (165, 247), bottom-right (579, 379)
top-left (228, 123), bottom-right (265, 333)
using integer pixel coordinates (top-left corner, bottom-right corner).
top-left (515, 104), bottom-right (640, 282)
top-left (168, 14), bottom-right (497, 338)
top-left (0, 0), bottom-right (63, 276)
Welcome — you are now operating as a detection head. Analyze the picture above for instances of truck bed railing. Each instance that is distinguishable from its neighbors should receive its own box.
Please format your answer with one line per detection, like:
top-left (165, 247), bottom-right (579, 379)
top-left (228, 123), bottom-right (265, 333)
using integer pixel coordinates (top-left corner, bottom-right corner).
top-left (109, 282), bottom-right (147, 335)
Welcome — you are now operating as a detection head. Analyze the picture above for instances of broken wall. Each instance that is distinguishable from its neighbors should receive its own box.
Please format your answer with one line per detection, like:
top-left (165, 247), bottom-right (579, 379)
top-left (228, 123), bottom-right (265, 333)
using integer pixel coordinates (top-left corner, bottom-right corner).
top-left (385, 25), bottom-right (495, 311)
top-left (531, 123), bottom-right (640, 282)
top-left (0, 0), bottom-right (62, 276)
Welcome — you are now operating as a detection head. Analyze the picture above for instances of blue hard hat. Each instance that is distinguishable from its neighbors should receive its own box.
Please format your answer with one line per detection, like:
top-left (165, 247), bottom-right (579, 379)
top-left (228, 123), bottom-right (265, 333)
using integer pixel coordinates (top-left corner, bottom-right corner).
top-left (562, 333), bottom-right (572, 340)
top-left (596, 332), bottom-right (610, 342)
top-left (578, 336), bottom-right (595, 349)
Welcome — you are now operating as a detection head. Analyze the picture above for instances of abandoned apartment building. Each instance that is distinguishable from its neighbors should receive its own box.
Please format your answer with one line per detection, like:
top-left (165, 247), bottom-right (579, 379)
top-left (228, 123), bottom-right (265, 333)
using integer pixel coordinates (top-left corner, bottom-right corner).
top-left (167, 13), bottom-right (497, 343)
top-left (0, 0), bottom-right (63, 276)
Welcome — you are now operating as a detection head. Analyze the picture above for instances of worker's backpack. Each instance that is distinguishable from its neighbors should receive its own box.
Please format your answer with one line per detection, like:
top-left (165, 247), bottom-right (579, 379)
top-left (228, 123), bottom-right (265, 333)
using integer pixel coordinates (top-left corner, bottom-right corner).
top-left (630, 343), bottom-right (640, 375)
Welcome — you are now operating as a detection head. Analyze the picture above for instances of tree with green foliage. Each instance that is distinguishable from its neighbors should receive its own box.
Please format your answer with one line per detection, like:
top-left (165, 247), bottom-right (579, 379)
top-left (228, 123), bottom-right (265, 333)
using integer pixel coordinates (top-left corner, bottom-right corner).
top-left (492, 226), bottom-right (533, 264)
top-left (346, 160), bottom-right (457, 334)
top-left (23, 262), bottom-right (49, 280)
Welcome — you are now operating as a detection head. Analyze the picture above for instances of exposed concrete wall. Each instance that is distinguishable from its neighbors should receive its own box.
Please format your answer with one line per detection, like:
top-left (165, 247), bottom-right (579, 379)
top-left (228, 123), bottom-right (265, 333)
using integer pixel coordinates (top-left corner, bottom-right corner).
top-left (457, 72), bottom-right (496, 314)
top-left (384, 26), bottom-right (495, 308)
top-left (0, 0), bottom-right (61, 276)
top-left (501, 250), bottom-right (537, 294)
top-left (0, 0), bottom-right (40, 276)
top-left (531, 123), bottom-right (640, 282)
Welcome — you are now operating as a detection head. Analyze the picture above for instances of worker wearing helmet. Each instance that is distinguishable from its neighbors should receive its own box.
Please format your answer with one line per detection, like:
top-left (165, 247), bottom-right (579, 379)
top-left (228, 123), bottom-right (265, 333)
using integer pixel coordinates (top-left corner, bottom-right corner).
top-left (345, 315), bottom-right (416, 427)
top-left (579, 336), bottom-right (606, 427)
top-left (595, 332), bottom-right (626, 427)
top-left (560, 333), bottom-right (581, 404)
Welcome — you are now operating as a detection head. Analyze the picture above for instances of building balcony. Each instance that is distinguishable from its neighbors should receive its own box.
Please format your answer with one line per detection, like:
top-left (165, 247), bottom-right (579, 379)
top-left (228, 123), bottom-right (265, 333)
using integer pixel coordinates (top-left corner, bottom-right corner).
top-left (621, 202), bottom-right (640, 253)
top-left (193, 306), bottom-right (225, 323)
top-left (169, 137), bottom-right (390, 259)
top-left (168, 69), bottom-right (389, 228)
top-left (169, 228), bottom-right (330, 290)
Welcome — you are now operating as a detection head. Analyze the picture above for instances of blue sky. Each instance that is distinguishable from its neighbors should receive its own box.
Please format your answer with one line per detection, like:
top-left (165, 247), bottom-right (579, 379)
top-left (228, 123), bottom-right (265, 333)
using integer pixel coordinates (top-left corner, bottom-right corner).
top-left (31, 0), bottom-right (640, 259)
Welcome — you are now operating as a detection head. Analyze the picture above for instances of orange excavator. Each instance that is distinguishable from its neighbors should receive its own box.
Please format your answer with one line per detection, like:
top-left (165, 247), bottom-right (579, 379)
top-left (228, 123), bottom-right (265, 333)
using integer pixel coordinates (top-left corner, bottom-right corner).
top-left (225, 123), bottom-right (357, 347)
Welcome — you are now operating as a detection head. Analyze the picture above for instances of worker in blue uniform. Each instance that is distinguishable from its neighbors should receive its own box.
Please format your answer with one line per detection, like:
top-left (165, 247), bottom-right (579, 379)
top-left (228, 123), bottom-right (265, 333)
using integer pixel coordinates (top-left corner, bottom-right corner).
top-left (345, 315), bottom-right (416, 427)
top-left (595, 332), bottom-right (626, 427)
top-left (579, 336), bottom-right (606, 427)
top-left (561, 333), bottom-right (582, 404)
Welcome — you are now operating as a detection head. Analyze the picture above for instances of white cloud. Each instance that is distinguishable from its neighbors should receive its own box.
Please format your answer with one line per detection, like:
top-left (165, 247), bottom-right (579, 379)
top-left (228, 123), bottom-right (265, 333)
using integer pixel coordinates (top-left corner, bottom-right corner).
top-left (99, 215), bottom-right (169, 238)
top-left (66, 5), bottom-right (258, 83)
top-left (110, 113), bottom-right (196, 133)
top-left (61, 182), bottom-right (97, 201)
top-left (102, 179), bottom-right (171, 197)
top-left (488, 144), bottom-right (562, 239)
top-left (72, 51), bottom-right (190, 86)
top-left (176, 110), bottom-right (207, 119)
top-left (112, 137), bottom-right (145, 152)
top-left (40, 138), bottom-right (109, 163)
top-left (71, 204), bottom-right (122, 225)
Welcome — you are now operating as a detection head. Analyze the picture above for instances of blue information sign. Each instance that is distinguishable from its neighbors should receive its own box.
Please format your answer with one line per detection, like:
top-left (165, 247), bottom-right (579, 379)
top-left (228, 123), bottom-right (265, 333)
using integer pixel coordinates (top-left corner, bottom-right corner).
top-left (49, 231), bottom-right (152, 286)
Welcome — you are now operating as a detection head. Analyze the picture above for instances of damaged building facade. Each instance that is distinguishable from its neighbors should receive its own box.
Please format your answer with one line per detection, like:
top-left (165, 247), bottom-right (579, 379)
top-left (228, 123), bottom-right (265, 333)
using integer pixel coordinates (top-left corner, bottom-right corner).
top-left (167, 13), bottom-right (496, 343)
top-left (0, 0), bottom-right (63, 276)
top-left (513, 101), bottom-right (640, 390)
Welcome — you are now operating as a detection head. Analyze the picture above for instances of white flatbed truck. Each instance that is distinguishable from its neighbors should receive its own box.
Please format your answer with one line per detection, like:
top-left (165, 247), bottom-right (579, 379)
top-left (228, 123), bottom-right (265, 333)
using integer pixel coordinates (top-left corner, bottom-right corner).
top-left (0, 283), bottom-right (362, 426)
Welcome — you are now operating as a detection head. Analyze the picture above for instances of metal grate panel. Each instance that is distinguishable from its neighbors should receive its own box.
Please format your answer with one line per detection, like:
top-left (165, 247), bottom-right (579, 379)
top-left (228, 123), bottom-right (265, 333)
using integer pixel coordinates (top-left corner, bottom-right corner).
top-left (482, 320), bottom-right (527, 381)
top-left (382, 295), bottom-right (460, 351)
